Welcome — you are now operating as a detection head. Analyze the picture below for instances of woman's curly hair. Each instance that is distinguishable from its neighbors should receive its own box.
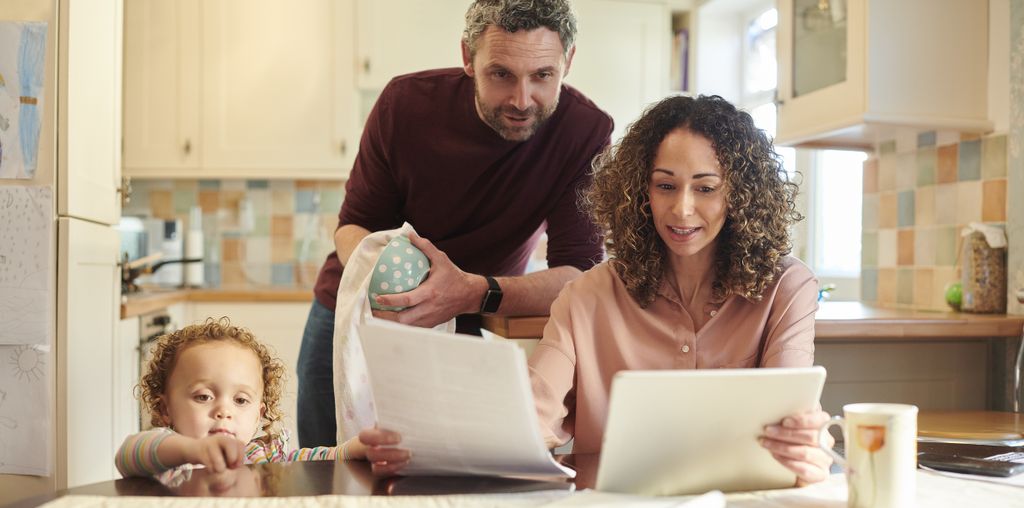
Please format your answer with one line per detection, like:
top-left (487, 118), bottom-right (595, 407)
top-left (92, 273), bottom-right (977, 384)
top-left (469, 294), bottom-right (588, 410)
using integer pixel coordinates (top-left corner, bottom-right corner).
top-left (583, 94), bottom-right (802, 307)
top-left (137, 317), bottom-right (286, 445)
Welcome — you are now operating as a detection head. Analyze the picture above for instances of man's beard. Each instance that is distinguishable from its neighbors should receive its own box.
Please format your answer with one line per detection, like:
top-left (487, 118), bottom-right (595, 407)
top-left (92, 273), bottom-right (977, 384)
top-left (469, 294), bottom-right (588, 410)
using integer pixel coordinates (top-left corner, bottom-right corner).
top-left (476, 88), bottom-right (558, 142)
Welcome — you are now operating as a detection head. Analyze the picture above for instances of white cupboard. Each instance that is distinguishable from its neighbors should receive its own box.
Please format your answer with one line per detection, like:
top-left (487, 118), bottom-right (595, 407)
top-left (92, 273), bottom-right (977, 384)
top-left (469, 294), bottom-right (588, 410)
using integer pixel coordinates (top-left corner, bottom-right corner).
top-left (123, 0), bottom-right (357, 180)
top-left (775, 0), bottom-right (991, 149)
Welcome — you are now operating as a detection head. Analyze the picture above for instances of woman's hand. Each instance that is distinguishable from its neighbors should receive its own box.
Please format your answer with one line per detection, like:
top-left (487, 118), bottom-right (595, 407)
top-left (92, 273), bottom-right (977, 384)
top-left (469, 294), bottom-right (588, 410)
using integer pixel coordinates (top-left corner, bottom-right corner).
top-left (343, 428), bottom-right (411, 476)
top-left (760, 408), bottom-right (834, 486)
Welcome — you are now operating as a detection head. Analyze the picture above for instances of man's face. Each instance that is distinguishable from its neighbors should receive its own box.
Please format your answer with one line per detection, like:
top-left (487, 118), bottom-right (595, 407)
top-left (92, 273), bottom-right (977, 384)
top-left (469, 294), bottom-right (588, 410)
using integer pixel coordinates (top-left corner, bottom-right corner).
top-left (462, 26), bottom-right (574, 141)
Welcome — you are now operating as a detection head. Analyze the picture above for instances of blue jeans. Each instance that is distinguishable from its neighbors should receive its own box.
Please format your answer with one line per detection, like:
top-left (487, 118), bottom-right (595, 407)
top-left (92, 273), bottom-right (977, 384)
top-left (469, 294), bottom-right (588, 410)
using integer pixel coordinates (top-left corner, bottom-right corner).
top-left (296, 300), bottom-right (337, 447)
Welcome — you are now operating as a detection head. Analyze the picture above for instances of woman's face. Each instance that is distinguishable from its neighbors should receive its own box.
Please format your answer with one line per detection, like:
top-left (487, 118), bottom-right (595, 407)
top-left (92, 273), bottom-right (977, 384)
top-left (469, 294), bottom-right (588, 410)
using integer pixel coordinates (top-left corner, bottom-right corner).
top-left (647, 128), bottom-right (728, 264)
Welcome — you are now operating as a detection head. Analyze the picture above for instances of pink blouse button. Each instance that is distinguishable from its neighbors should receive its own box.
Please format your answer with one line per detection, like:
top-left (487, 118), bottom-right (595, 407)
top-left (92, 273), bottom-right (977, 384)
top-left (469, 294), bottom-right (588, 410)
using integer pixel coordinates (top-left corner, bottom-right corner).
top-left (681, 344), bottom-right (690, 353)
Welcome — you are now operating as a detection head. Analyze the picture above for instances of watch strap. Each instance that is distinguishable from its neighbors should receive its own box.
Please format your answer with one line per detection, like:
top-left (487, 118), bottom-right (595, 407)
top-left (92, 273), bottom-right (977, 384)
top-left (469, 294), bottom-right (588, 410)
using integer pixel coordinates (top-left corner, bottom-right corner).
top-left (480, 276), bottom-right (503, 314)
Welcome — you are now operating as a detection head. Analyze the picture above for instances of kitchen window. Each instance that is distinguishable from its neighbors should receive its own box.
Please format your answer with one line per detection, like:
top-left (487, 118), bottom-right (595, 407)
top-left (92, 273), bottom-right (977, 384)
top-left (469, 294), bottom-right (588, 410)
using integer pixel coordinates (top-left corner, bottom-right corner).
top-left (741, 5), bottom-right (864, 300)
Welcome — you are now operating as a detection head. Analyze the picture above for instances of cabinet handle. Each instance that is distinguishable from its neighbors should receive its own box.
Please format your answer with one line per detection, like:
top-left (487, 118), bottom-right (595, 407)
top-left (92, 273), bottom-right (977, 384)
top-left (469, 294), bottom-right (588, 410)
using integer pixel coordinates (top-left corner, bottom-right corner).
top-left (340, 140), bottom-right (347, 155)
top-left (184, 139), bottom-right (192, 155)
top-left (363, 58), bottom-right (371, 74)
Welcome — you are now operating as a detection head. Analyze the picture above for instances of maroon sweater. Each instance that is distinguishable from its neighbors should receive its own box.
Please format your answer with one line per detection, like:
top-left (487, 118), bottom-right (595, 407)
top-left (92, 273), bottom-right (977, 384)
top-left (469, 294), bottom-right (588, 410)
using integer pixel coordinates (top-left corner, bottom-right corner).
top-left (314, 68), bottom-right (612, 310)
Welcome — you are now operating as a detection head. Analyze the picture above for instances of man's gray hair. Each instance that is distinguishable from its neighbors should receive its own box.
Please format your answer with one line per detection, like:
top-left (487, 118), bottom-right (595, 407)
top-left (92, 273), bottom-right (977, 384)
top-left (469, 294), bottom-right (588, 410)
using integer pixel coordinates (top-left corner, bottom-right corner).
top-left (463, 0), bottom-right (577, 58)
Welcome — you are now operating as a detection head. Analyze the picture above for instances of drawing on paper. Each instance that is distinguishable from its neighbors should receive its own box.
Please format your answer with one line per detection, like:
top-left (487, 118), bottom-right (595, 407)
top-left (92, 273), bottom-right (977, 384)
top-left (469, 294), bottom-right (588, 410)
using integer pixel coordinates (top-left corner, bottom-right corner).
top-left (0, 21), bottom-right (47, 179)
top-left (8, 345), bottom-right (44, 382)
top-left (0, 186), bottom-right (52, 346)
top-left (0, 345), bottom-right (48, 475)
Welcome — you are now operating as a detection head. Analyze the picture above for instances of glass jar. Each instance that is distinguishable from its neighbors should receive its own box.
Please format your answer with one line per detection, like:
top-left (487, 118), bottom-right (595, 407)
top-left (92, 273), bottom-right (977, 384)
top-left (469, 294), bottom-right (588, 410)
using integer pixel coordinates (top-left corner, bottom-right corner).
top-left (960, 231), bottom-right (1007, 313)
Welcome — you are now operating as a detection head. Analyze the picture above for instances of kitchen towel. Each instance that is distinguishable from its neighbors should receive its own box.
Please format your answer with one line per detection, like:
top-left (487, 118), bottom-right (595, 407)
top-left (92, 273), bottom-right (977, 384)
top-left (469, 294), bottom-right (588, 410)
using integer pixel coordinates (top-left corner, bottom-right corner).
top-left (333, 223), bottom-right (455, 444)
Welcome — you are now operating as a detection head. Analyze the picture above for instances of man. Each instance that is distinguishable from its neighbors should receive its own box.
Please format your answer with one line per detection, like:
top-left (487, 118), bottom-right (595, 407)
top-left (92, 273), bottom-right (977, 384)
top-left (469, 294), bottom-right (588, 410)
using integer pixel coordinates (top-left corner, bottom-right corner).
top-left (297, 0), bottom-right (613, 448)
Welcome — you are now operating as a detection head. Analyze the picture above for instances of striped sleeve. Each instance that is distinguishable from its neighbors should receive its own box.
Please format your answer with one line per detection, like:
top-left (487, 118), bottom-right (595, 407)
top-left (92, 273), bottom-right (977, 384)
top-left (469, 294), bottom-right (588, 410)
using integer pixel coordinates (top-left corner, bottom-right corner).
top-left (245, 430), bottom-right (339, 463)
top-left (115, 428), bottom-right (174, 477)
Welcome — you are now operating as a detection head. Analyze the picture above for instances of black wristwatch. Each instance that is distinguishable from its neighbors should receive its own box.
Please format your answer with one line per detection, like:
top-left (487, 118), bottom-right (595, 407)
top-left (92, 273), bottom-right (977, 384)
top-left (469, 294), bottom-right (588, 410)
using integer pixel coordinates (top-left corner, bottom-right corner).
top-left (480, 276), bottom-right (503, 314)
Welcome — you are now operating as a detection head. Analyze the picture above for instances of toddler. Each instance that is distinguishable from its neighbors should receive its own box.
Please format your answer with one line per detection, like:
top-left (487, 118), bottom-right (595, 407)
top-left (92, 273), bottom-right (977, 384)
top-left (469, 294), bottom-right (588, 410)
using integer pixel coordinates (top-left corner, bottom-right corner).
top-left (115, 317), bottom-right (340, 481)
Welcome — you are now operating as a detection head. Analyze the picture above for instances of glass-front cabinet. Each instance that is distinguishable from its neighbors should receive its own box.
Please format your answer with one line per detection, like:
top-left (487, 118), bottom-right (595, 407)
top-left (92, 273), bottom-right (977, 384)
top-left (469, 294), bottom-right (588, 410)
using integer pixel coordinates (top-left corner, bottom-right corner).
top-left (775, 0), bottom-right (990, 149)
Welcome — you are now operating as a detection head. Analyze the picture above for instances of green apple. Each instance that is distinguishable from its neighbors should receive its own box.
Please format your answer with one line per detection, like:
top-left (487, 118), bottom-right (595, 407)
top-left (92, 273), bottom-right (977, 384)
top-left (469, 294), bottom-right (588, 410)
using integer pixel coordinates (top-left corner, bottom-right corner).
top-left (944, 282), bottom-right (962, 311)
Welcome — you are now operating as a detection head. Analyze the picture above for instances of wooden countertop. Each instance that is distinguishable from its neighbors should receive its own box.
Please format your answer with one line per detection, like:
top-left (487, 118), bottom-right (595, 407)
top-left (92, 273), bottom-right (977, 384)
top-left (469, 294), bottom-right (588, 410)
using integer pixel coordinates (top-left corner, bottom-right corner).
top-left (483, 301), bottom-right (1024, 340)
top-left (121, 287), bottom-right (313, 319)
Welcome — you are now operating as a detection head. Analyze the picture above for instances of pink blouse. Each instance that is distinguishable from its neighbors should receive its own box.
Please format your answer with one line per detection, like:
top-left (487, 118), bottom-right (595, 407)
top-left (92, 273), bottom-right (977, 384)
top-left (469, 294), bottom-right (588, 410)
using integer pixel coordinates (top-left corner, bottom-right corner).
top-left (528, 256), bottom-right (819, 453)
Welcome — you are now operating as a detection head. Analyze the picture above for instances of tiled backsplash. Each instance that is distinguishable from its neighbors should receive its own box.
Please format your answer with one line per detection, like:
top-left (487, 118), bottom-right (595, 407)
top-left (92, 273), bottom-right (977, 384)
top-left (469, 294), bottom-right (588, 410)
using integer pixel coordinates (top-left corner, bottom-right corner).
top-left (860, 133), bottom-right (1008, 311)
top-left (124, 179), bottom-right (344, 288)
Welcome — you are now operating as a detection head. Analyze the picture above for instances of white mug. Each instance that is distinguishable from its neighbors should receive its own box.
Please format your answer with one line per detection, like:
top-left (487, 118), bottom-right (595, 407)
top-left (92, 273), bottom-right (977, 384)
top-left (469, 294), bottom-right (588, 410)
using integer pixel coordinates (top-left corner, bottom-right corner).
top-left (819, 403), bottom-right (918, 508)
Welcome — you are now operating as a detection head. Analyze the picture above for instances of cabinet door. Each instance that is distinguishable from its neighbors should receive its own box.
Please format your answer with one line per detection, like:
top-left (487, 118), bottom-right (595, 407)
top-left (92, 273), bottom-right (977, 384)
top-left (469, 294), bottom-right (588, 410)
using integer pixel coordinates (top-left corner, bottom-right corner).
top-left (567, 0), bottom-right (669, 144)
top-left (57, 218), bottom-right (120, 488)
top-left (355, 0), bottom-right (470, 89)
top-left (776, 0), bottom-right (866, 144)
top-left (59, 0), bottom-right (123, 225)
top-left (122, 0), bottom-right (201, 176)
top-left (200, 0), bottom-right (354, 178)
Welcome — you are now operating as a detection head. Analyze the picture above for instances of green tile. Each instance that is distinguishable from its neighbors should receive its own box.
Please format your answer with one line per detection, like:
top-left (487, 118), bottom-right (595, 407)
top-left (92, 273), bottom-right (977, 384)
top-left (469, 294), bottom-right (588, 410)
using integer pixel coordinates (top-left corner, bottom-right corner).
top-left (916, 147), bottom-right (936, 187)
top-left (958, 139), bottom-right (981, 181)
top-left (934, 226), bottom-right (958, 266)
top-left (880, 140), bottom-right (897, 154)
top-left (252, 215), bottom-right (270, 236)
top-left (173, 190), bottom-right (196, 214)
top-left (897, 268), bottom-right (913, 304)
top-left (982, 134), bottom-right (1007, 179)
top-left (319, 189), bottom-right (344, 213)
top-left (861, 268), bottom-right (878, 302)
top-left (861, 231), bottom-right (878, 267)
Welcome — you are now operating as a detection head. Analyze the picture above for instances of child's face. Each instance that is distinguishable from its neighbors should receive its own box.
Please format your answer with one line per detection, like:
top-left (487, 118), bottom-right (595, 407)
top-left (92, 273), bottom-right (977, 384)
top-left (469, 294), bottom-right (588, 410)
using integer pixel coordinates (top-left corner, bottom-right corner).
top-left (160, 341), bottom-right (265, 442)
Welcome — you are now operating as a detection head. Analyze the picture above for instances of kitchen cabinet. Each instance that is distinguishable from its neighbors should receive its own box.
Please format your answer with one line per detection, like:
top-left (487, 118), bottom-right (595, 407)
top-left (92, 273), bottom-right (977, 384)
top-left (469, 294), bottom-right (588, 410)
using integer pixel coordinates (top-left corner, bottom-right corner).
top-left (775, 0), bottom-right (991, 149)
top-left (355, 0), bottom-right (470, 89)
top-left (123, 0), bottom-right (357, 180)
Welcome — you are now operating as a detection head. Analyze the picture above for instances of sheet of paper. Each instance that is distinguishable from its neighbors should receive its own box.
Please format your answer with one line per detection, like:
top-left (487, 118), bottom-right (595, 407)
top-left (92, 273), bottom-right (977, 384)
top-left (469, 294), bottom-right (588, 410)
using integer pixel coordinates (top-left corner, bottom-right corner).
top-left (0, 186), bottom-right (52, 345)
top-left (0, 344), bottom-right (50, 475)
top-left (359, 320), bottom-right (575, 478)
top-left (0, 22), bottom-right (48, 179)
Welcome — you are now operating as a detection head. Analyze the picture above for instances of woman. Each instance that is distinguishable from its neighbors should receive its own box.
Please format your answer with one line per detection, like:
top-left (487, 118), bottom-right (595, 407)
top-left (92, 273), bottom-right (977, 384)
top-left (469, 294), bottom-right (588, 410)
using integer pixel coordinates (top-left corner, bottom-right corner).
top-left (352, 95), bottom-right (833, 485)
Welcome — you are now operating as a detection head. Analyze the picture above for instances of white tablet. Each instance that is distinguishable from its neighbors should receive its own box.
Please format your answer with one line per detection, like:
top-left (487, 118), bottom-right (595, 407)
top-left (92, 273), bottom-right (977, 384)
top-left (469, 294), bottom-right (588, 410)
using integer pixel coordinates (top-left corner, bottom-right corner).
top-left (595, 366), bottom-right (827, 496)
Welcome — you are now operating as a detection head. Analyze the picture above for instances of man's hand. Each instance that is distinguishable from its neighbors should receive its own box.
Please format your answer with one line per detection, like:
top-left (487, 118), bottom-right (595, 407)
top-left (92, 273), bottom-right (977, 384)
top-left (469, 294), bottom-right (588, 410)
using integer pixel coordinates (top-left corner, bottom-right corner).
top-left (184, 435), bottom-right (247, 473)
top-left (372, 233), bottom-right (487, 328)
top-left (344, 428), bottom-right (411, 477)
top-left (760, 407), bottom-right (834, 486)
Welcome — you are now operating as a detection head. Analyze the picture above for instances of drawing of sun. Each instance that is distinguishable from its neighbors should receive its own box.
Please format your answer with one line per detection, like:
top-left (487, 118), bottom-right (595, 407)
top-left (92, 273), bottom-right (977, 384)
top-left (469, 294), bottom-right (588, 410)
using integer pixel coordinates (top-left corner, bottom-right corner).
top-left (9, 346), bottom-right (44, 382)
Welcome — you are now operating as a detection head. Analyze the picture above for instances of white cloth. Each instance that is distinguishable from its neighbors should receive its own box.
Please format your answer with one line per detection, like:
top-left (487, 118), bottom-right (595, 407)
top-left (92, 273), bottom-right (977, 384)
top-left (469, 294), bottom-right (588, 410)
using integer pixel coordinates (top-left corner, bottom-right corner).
top-left (333, 224), bottom-right (456, 443)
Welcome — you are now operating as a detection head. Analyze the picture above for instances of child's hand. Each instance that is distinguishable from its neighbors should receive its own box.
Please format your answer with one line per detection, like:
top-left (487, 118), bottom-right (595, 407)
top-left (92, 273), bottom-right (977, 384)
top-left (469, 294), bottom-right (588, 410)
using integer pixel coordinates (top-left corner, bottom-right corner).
top-left (186, 435), bottom-right (247, 473)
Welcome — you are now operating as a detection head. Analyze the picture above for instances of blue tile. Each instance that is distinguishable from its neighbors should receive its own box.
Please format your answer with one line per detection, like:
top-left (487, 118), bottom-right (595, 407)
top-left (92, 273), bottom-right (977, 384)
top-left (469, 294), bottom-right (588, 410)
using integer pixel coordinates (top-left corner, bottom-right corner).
top-left (295, 190), bottom-right (317, 213)
top-left (897, 190), bottom-right (915, 227)
top-left (247, 180), bottom-right (269, 189)
top-left (917, 131), bottom-right (936, 147)
top-left (205, 263), bottom-right (221, 287)
top-left (861, 268), bottom-right (878, 302)
top-left (271, 263), bottom-right (294, 285)
top-left (199, 179), bottom-right (221, 190)
top-left (957, 139), bottom-right (981, 181)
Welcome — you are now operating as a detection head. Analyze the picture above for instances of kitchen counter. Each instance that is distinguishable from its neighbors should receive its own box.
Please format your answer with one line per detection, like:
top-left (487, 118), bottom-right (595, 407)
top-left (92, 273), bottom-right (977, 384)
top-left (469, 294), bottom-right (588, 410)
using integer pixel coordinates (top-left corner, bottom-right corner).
top-left (482, 301), bottom-right (1024, 340)
top-left (121, 287), bottom-right (313, 319)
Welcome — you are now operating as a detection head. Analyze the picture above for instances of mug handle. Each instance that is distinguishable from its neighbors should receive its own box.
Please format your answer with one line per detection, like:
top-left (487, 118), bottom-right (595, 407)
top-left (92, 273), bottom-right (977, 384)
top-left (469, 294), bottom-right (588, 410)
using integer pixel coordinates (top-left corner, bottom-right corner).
top-left (819, 415), bottom-right (846, 467)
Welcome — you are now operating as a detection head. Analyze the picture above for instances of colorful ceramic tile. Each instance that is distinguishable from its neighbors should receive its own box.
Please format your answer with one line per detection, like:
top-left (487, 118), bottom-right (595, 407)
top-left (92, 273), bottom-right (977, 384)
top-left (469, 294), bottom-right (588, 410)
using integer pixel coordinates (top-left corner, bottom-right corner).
top-left (220, 190), bottom-right (245, 213)
top-left (269, 179), bottom-right (294, 192)
top-left (896, 152), bottom-right (915, 190)
top-left (861, 231), bottom-right (878, 267)
top-left (933, 184), bottom-right (957, 225)
top-left (898, 229), bottom-right (914, 265)
top-left (271, 189), bottom-right (294, 214)
top-left (220, 180), bottom-right (246, 191)
top-left (897, 190), bottom-right (915, 227)
top-left (957, 139), bottom-right (981, 181)
top-left (220, 263), bottom-right (246, 286)
top-left (199, 180), bottom-right (221, 190)
top-left (296, 190), bottom-right (317, 213)
top-left (915, 186), bottom-right (935, 227)
top-left (982, 135), bottom-right (1008, 179)
top-left (955, 180), bottom-right (982, 224)
top-left (897, 268), bottom-right (913, 305)
top-left (245, 237), bottom-right (271, 267)
top-left (271, 237), bottom-right (293, 264)
top-left (878, 154), bottom-right (897, 191)
top-left (862, 194), bottom-right (880, 231)
top-left (221, 237), bottom-right (243, 263)
top-left (936, 144), bottom-right (959, 184)
top-left (861, 268), bottom-right (878, 303)
top-left (252, 215), bottom-right (270, 236)
top-left (932, 266), bottom-right (958, 311)
top-left (150, 190), bottom-right (173, 219)
top-left (934, 226), bottom-right (958, 266)
top-left (879, 140), bottom-right (897, 154)
top-left (204, 263), bottom-right (221, 287)
top-left (913, 267), bottom-right (934, 309)
top-left (917, 131), bottom-right (937, 147)
top-left (878, 229), bottom-right (897, 268)
top-left (173, 190), bottom-right (196, 214)
top-left (271, 263), bottom-right (294, 286)
top-left (296, 180), bottom-right (318, 189)
top-left (914, 227), bottom-right (936, 266)
top-left (916, 147), bottom-right (936, 187)
top-left (982, 179), bottom-right (1007, 222)
top-left (959, 132), bottom-right (982, 141)
top-left (862, 158), bottom-right (879, 193)
top-left (174, 180), bottom-right (199, 192)
top-left (879, 192), bottom-right (898, 228)
top-left (319, 188), bottom-right (344, 214)
top-left (271, 215), bottom-right (293, 237)
top-left (247, 180), bottom-right (269, 189)
top-left (877, 268), bottom-right (897, 305)
top-left (198, 191), bottom-right (220, 213)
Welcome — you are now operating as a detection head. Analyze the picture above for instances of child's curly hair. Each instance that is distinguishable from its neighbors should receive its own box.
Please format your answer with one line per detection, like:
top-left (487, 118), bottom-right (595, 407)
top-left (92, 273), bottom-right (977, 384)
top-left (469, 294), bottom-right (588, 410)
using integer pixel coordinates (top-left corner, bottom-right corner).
top-left (137, 317), bottom-right (286, 445)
